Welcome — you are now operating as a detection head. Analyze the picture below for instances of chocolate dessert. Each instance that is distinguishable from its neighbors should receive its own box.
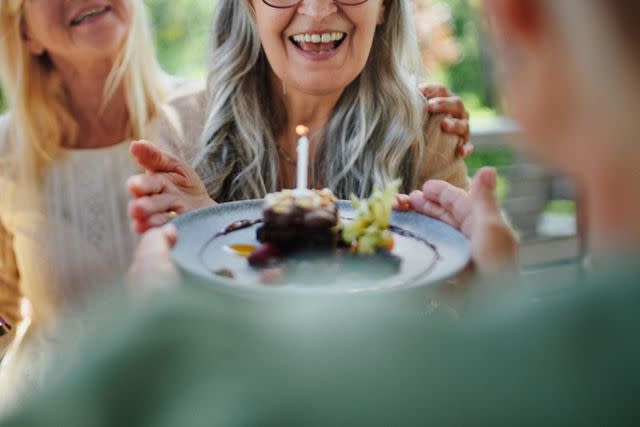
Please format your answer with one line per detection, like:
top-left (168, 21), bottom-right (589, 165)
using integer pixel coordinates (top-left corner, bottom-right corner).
top-left (256, 189), bottom-right (339, 253)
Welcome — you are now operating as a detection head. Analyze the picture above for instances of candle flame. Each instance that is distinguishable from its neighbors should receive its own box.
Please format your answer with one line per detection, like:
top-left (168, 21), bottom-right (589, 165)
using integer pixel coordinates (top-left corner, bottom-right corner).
top-left (295, 125), bottom-right (309, 136)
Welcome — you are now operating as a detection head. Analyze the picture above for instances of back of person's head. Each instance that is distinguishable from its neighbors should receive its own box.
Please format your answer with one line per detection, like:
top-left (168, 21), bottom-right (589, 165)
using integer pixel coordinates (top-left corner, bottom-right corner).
top-left (551, 0), bottom-right (640, 147)
top-left (196, 0), bottom-right (437, 201)
top-left (0, 0), bottom-right (166, 183)
top-left (485, 0), bottom-right (640, 174)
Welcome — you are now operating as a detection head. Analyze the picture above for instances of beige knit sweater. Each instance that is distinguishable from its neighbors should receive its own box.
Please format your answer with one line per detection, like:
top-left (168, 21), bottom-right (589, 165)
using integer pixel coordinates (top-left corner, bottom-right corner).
top-left (0, 117), bottom-right (140, 413)
top-left (0, 80), bottom-right (206, 415)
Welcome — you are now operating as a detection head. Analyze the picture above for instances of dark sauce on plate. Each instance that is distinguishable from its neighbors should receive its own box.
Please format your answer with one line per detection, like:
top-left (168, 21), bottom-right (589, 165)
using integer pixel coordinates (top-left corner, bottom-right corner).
top-left (199, 217), bottom-right (442, 288)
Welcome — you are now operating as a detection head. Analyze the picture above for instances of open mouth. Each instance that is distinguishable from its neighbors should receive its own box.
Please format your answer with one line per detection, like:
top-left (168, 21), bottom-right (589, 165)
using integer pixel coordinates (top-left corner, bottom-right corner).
top-left (289, 32), bottom-right (347, 55)
top-left (70, 6), bottom-right (111, 26)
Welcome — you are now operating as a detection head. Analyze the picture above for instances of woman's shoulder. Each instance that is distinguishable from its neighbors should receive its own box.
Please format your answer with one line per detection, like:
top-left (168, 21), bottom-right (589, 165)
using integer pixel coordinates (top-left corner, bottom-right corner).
top-left (0, 113), bottom-right (10, 147)
top-left (164, 77), bottom-right (207, 121)
top-left (0, 112), bottom-right (13, 163)
top-left (157, 75), bottom-right (207, 127)
top-left (149, 77), bottom-right (207, 162)
top-left (0, 113), bottom-right (15, 189)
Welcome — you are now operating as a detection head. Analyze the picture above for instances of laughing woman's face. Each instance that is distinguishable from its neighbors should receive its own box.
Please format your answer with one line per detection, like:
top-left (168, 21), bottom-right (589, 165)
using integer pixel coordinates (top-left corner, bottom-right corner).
top-left (252, 0), bottom-right (386, 96)
top-left (22, 0), bottom-right (131, 63)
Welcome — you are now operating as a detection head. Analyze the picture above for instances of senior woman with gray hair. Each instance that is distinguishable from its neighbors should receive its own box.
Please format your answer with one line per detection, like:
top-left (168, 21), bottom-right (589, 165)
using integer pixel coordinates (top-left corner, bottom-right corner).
top-left (127, 0), bottom-right (471, 232)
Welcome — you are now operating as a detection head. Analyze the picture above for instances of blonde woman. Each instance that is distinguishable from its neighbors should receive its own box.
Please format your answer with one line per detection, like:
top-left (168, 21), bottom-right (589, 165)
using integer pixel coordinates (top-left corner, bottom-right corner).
top-left (0, 0), bottom-right (180, 413)
top-left (128, 0), bottom-right (471, 233)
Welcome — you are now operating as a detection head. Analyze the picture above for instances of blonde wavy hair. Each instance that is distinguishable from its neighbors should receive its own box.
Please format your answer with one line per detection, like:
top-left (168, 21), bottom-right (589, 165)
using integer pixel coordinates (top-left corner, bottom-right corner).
top-left (196, 0), bottom-right (429, 201)
top-left (0, 0), bottom-right (167, 181)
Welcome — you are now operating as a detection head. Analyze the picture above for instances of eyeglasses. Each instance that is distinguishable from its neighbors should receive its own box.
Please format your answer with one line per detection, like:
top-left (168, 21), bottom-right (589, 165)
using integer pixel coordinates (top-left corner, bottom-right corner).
top-left (262, 0), bottom-right (369, 9)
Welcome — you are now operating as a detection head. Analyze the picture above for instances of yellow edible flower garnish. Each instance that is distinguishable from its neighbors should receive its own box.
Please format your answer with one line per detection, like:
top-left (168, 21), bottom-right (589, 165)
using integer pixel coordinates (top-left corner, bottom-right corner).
top-left (341, 179), bottom-right (401, 254)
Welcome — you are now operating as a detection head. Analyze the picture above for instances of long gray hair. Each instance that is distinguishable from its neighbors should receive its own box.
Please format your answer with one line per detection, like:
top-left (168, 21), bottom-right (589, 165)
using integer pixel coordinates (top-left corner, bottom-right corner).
top-left (195, 0), bottom-right (428, 202)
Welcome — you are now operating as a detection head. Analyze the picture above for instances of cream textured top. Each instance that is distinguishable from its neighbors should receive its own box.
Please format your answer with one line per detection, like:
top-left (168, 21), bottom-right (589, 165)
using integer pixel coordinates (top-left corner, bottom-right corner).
top-left (0, 118), bottom-right (140, 412)
top-left (0, 79), bottom-right (206, 415)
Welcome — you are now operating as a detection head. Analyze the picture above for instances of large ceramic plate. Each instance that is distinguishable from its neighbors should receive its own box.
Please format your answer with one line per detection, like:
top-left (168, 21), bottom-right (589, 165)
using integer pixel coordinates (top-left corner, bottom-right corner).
top-left (172, 200), bottom-right (470, 294)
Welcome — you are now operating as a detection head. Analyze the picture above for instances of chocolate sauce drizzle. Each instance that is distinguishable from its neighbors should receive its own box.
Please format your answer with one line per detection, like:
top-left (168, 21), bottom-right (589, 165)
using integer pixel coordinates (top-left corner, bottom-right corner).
top-left (199, 219), bottom-right (263, 268)
top-left (389, 225), bottom-right (441, 260)
top-left (214, 219), bottom-right (263, 238)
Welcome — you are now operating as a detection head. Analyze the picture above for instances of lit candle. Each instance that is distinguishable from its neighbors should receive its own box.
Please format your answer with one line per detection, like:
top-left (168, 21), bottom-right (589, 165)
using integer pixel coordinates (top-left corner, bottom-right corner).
top-left (295, 125), bottom-right (309, 191)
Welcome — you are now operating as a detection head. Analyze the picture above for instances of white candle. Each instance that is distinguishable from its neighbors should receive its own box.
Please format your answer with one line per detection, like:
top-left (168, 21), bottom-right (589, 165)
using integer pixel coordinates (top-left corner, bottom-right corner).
top-left (295, 125), bottom-right (309, 191)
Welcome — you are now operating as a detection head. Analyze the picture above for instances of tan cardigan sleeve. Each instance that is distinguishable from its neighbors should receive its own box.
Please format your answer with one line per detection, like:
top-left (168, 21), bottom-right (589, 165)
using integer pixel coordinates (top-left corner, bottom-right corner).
top-left (0, 115), bottom-right (22, 355)
top-left (0, 219), bottom-right (21, 355)
top-left (416, 112), bottom-right (470, 191)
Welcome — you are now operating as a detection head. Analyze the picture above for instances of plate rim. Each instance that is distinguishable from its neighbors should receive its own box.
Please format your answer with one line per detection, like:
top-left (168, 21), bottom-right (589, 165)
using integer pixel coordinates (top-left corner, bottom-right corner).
top-left (172, 198), bottom-right (470, 295)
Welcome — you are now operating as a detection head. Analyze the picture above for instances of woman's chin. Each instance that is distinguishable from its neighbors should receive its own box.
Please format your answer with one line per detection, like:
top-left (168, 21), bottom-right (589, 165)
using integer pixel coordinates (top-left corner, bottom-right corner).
top-left (72, 40), bottom-right (124, 61)
top-left (72, 27), bottom-right (127, 58)
top-left (288, 76), bottom-right (357, 97)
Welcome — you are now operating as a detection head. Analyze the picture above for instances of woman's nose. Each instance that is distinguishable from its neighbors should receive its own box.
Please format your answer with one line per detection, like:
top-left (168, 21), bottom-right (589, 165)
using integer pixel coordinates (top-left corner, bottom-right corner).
top-left (297, 0), bottom-right (339, 20)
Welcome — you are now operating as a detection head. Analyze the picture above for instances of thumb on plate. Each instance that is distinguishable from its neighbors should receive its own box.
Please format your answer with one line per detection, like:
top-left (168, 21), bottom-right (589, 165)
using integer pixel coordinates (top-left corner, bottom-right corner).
top-left (470, 167), bottom-right (500, 218)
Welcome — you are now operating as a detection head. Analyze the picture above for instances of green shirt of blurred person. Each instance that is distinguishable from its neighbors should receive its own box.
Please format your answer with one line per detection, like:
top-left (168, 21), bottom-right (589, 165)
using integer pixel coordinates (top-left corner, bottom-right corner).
top-left (0, 260), bottom-right (639, 427)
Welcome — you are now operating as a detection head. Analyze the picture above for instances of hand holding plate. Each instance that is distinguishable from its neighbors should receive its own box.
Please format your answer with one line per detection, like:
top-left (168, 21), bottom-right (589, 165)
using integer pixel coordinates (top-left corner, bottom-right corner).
top-left (128, 223), bottom-right (179, 294)
top-left (410, 168), bottom-right (518, 277)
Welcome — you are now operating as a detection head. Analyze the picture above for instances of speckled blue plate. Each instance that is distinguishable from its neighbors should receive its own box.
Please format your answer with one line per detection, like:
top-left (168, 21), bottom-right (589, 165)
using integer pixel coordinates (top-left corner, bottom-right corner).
top-left (172, 199), bottom-right (470, 294)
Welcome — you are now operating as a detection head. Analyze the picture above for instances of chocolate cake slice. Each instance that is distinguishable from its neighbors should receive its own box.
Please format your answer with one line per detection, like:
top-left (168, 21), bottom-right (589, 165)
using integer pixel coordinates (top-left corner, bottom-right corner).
top-left (256, 189), bottom-right (339, 252)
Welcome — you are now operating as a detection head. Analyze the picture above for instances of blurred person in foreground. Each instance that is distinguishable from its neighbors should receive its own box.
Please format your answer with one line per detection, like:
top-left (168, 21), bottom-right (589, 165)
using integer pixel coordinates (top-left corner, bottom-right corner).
top-left (2, 0), bottom-right (640, 425)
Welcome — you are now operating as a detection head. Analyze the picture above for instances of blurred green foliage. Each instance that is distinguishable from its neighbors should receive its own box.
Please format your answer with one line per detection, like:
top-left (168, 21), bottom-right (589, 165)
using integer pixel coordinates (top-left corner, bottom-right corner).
top-left (545, 200), bottom-right (577, 215)
top-left (465, 146), bottom-right (515, 200)
top-left (465, 146), bottom-right (515, 175)
top-left (440, 0), bottom-right (497, 117)
top-left (145, 0), bottom-right (216, 79)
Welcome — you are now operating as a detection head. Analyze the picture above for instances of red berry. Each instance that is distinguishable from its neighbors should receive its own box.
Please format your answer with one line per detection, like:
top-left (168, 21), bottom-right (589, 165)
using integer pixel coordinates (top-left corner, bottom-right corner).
top-left (248, 243), bottom-right (281, 267)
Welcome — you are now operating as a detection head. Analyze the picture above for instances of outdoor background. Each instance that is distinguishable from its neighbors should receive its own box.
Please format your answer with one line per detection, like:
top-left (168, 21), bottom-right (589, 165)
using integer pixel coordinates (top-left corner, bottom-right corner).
top-left (0, 0), bottom-right (513, 178)
top-left (0, 0), bottom-right (495, 120)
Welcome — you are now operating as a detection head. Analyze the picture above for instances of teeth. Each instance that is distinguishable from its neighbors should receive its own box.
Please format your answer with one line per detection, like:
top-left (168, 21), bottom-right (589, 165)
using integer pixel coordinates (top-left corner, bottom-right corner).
top-left (292, 32), bottom-right (345, 44)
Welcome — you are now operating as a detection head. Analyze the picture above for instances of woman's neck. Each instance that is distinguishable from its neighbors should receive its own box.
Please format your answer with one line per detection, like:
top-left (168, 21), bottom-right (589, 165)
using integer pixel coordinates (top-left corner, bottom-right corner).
top-left (274, 78), bottom-right (342, 156)
top-left (272, 78), bottom-right (343, 189)
top-left (53, 56), bottom-right (129, 149)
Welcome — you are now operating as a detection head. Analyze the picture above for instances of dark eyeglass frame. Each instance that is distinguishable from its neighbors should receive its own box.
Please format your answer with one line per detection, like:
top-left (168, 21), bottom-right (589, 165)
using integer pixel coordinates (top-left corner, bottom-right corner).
top-left (262, 0), bottom-right (369, 9)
